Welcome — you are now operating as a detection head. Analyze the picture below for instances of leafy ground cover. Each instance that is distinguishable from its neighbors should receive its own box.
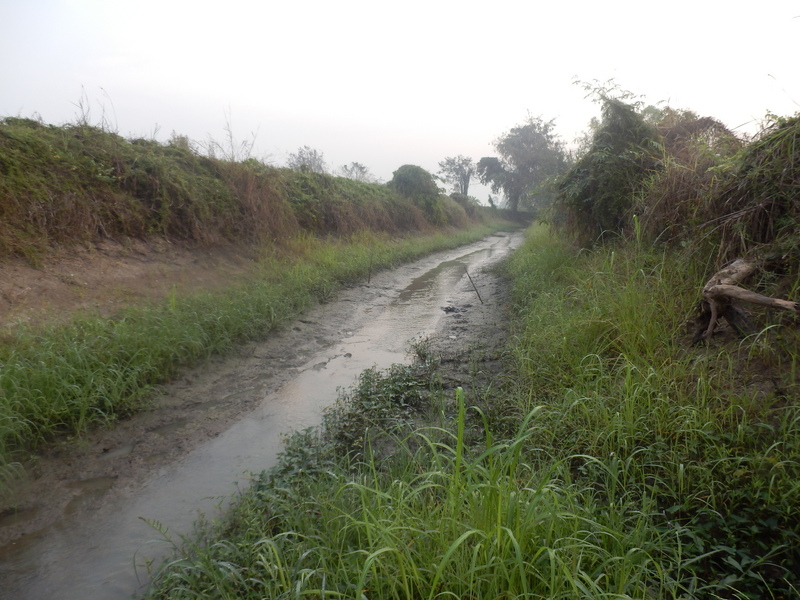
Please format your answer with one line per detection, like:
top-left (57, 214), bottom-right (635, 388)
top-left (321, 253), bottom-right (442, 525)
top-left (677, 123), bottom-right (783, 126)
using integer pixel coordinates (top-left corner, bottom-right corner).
top-left (140, 224), bottom-right (800, 599)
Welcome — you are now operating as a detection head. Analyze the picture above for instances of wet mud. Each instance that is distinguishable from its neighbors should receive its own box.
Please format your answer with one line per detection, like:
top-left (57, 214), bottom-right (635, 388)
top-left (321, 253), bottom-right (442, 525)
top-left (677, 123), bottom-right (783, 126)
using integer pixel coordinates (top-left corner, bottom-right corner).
top-left (0, 231), bottom-right (523, 600)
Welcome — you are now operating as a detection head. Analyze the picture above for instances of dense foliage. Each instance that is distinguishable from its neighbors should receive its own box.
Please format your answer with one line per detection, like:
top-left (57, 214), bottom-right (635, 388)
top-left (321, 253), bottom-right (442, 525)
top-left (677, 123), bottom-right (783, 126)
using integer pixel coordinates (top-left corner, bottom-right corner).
top-left (387, 164), bottom-right (452, 225)
top-left (704, 114), bottom-right (800, 264)
top-left (634, 108), bottom-right (743, 247)
top-left (557, 99), bottom-right (662, 244)
top-left (0, 118), bottom-right (476, 260)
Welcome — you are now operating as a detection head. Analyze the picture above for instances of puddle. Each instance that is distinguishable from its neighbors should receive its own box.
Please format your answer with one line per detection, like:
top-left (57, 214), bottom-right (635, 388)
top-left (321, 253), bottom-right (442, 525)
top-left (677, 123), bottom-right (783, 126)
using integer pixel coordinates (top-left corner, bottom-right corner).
top-left (0, 232), bottom-right (522, 600)
top-left (148, 419), bottom-right (189, 436)
top-left (99, 445), bottom-right (134, 461)
top-left (64, 477), bottom-right (117, 516)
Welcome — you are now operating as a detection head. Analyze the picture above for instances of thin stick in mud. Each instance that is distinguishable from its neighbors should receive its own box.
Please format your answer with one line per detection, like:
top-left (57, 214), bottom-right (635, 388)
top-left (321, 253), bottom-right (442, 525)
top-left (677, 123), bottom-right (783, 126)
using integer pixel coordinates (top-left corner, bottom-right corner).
top-left (465, 267), bottom-right (484, 304)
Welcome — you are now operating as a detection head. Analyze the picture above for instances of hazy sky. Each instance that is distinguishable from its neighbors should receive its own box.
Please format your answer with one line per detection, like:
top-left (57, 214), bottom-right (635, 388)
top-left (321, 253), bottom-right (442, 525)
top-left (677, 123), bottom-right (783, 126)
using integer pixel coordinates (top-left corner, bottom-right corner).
top-left (2, 0), bottom-right (798, 201)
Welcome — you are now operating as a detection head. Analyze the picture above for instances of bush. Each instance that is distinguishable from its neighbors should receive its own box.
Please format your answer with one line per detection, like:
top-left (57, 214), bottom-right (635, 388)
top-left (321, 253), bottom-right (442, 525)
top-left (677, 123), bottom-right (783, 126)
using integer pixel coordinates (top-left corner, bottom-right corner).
top-left (556, 99), bottom-right (662, 245)
top-left (387, 164), bottom-right (439, 199)
top-left (388, 164), bottom-right (450, 225)
top-left (633, 110), bottom-right (742, 247)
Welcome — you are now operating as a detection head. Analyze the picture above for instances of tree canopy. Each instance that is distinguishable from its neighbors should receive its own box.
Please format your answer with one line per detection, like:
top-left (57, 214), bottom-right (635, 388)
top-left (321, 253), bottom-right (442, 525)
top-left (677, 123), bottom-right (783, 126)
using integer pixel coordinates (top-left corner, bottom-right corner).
top-left (477, 116), bottom-right (568, 212)
top-left (438, 155), bottom-right (475, 196)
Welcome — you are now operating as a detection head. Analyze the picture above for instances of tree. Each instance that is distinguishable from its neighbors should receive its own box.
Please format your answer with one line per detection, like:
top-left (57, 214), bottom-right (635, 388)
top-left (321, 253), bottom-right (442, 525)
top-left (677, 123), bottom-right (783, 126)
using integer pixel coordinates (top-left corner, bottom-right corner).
top-left (387, 164), bottom-right (440, 199)
top-left (388, 164), bottom-right (445, 224)
top-left (338, 161), bottom-right (376, 183)
top-left (438, 155), bottom-right (475, 196)
top-left (287, 145), bottom-right (327, 174)
top-left (477, 116), bottom-right (568, 212)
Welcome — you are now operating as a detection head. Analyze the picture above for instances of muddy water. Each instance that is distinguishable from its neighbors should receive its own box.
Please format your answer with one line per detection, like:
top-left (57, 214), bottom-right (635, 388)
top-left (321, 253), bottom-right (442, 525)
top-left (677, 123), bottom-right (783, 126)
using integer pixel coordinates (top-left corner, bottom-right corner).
top-left (0, 232), bottom-right (521, 600)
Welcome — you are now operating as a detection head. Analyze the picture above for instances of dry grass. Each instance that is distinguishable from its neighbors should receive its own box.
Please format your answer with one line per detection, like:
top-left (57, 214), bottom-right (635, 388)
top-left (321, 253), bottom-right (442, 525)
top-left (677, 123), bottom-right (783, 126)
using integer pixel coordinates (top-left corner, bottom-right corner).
top-left (636, 109), bottom-right (743, 246)
top-left (703, 114), bottom-right (800, 264)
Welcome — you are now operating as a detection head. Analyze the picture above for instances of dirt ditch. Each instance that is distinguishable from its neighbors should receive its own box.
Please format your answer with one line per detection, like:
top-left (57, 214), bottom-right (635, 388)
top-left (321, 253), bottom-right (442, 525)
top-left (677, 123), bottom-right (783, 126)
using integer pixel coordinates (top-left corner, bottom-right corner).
top-left (0, 231), bottom-right (523, 599)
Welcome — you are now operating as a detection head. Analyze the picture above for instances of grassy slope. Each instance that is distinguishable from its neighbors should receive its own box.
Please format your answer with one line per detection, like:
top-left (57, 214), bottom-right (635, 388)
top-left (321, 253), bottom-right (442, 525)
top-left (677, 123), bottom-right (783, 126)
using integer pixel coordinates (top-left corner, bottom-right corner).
top-left (0, 117), bottom-right (476, 260)
top-left (141, 224), bottom-right (800, 599)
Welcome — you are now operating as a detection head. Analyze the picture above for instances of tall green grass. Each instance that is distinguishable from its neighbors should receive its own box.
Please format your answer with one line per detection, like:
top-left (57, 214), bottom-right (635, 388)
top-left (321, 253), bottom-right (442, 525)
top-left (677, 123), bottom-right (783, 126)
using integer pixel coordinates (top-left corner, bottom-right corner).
top-left (0, 224), bottom-right (510, 492)
top-left (505, 225), bottom-right (800, 597)
top-left (145, 222), bottom-right (798, 598)
top-left (144, 389), bottom-right (682, 599)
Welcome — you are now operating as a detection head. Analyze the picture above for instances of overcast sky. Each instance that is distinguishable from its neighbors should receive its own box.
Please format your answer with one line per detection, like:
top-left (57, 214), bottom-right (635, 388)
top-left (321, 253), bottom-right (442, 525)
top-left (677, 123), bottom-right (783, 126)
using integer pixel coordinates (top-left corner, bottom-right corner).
top-left (2, 0), bottom-right (798, 202)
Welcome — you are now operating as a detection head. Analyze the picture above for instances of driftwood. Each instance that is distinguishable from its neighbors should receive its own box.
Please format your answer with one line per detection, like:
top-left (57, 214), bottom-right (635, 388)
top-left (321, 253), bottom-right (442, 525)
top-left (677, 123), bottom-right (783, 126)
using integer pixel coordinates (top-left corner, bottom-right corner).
top-left (693, 258), bottom-right (800, 344)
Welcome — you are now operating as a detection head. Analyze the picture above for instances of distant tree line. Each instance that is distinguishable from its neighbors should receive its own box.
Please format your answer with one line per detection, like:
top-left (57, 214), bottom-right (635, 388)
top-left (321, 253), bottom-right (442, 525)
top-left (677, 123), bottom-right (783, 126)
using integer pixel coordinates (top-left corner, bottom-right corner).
top-left (285, 115), bottom-right (573, 216)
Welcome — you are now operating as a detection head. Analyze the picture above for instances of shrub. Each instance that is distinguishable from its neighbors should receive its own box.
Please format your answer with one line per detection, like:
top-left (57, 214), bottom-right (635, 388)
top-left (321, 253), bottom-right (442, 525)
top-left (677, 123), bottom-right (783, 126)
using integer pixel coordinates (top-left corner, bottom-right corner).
top-left (633, 109), bottom-right (742, 247)
top-left (556, 99), bottom-right (662, 245)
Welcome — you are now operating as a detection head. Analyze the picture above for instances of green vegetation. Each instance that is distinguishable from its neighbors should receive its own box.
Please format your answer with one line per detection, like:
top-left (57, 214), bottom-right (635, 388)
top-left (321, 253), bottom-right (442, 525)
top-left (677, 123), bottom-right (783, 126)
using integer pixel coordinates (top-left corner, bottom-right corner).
top-left (2, 99), bottom-right (799, 599)
top-left (0, 117), bottom-right (479, 261)
top-left (388, 164), bottom-right (453, 225)
top-left (0, 225), bottom-right (507, 493)
top-left (506, 228), bottom-right (800, 597)
top-left (0, 115), bottom-right (515, 493)
top-left (141, 99), bottom-right (799, 599)
top-left (437, 155), bottom-right (476, 196)
top-left (477, 116), bottom-right (569, 213)
top-left (557, 98), bottom-right (661, 245)
top-left (142, 223), bottom-right (800, 599)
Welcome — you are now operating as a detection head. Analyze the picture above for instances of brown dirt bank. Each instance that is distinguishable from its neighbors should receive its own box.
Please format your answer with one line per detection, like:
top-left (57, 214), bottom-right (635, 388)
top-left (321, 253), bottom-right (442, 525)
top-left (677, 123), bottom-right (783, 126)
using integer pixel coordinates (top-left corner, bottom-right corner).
top-left (0, 238), bottom-right (261, 331)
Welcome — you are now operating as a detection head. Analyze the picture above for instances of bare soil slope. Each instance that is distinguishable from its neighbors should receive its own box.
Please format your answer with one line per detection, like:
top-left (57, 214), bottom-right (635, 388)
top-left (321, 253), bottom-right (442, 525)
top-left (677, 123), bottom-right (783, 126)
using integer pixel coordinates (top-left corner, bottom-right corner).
top-left (0, 239), bottom-right (261, 330)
